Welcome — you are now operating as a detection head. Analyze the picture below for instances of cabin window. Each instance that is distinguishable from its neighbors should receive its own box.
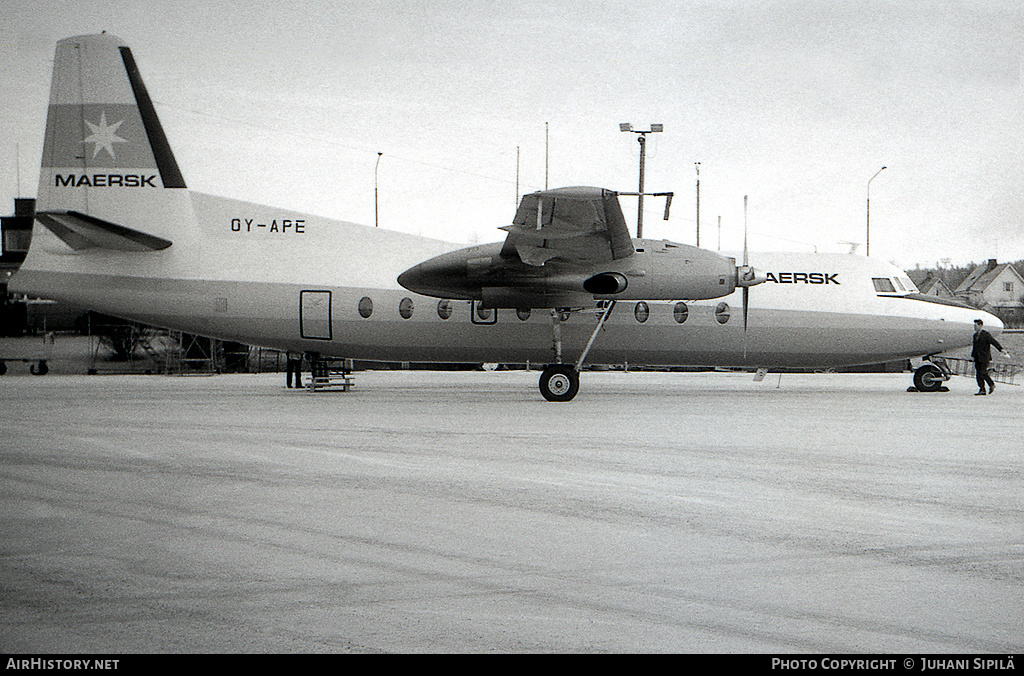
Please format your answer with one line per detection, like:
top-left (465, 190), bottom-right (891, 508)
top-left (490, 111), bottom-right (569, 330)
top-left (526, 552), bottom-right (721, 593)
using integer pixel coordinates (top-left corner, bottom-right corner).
top-left (516, 308), bottom-right (531, 321)
top-left (634, 301), bottom-right (649, 323)
top-left (471, 300), bottom-right (498, 325)
top-left (715, 302), bottom-right (730, 324)
top-left (358, 296), bottom-right (373, 318)
top-left (673, 301), bottom-right (688, 324)
top-left (872, 278), bottom-right (896, 293)
top-left (437, 299), bottom-right (452, 320)
top-left (399, 297), bottom-right (414, 319)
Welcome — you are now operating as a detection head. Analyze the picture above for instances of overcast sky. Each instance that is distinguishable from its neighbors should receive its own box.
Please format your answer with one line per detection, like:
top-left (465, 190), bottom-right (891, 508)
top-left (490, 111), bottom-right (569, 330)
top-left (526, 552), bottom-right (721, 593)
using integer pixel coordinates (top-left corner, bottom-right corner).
top-left (1, 0), bottom-right (1021, 269)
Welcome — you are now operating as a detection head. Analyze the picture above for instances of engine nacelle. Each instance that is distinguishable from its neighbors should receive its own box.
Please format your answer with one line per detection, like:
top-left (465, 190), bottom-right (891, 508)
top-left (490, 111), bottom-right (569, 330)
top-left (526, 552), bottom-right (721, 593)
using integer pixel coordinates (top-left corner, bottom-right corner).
top-left (397, 239), bottom-right (758, 307)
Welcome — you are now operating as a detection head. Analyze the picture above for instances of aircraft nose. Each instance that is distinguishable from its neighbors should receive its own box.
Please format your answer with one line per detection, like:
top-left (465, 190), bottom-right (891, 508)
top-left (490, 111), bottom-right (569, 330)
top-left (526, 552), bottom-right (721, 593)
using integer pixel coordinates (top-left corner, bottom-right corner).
top-left (981, 310), bottom-right (1005, 335)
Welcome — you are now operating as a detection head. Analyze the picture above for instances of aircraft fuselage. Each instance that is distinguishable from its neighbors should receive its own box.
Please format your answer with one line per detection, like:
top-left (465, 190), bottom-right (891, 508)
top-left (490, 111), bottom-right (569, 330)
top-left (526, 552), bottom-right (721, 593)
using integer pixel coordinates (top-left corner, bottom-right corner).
top-left (13, 193), bottom-right (988, 370)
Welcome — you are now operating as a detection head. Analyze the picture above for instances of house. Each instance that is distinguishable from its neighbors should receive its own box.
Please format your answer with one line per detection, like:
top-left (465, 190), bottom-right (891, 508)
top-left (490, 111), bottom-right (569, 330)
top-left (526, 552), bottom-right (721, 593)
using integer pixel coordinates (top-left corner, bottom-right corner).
top-left (913, 271), bottom-right (955, 299)
top-left (955, 259), bottom-right (1024, 326)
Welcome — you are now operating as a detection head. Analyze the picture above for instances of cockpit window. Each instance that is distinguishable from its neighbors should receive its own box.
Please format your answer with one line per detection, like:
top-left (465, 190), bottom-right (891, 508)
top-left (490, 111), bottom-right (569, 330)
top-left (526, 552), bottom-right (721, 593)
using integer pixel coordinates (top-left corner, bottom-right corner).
top-left (872, 278), bottom-right (896, 293)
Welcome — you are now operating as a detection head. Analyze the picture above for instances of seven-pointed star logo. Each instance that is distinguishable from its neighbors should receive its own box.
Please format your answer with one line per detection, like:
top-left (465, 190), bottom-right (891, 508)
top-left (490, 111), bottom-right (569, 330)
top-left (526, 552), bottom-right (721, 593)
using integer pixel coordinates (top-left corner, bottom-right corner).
top-left (82, 111), bottom-right (128, 160)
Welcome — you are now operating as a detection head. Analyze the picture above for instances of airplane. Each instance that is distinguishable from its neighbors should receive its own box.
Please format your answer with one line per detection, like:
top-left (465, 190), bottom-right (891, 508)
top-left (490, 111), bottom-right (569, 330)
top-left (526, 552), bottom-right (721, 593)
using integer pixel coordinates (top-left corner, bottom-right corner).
top-left (10, 33), bottom-right (1002, 401)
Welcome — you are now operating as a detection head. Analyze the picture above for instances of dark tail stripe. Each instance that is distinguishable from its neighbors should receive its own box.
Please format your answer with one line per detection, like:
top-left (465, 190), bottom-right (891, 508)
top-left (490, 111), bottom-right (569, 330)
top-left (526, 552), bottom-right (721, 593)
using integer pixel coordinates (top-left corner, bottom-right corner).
top-left (119, 46), bottom-right (186, 189)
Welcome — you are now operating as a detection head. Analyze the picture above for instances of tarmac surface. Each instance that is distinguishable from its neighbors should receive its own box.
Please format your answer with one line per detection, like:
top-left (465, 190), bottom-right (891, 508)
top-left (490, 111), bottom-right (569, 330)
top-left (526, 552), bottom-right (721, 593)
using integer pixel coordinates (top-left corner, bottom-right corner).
top-left (1, 369), bottom-right (1022, 653)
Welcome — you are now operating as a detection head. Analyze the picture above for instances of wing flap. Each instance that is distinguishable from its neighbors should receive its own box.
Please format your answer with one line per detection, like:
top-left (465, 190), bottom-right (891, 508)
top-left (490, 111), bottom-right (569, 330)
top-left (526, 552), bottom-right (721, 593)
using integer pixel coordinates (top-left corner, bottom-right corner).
top-left (36, 210), bottom-right (172, 251)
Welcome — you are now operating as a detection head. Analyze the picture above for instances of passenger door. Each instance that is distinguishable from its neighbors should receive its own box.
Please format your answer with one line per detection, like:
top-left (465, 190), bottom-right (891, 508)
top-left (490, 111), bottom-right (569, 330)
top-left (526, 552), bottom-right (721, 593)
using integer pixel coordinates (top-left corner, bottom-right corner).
top-left (299, 290), bottom-right (332, 340)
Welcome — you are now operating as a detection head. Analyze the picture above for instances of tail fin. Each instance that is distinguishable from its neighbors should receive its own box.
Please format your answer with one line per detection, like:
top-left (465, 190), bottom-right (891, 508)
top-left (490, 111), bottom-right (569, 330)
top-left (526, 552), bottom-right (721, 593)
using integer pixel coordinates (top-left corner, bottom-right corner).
top-left (36, 33), bottom-right (191, 248)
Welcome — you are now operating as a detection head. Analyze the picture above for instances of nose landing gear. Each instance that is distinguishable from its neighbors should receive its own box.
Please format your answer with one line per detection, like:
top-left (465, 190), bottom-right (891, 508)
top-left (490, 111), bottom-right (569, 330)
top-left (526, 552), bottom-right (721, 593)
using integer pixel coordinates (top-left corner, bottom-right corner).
top-left (909, 358), bottom-right (950, 393)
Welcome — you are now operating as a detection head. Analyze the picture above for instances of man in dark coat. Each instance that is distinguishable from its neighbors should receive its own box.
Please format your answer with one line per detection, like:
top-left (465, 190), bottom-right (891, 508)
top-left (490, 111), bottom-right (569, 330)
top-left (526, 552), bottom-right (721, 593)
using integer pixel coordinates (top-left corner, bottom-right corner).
top-left (972, 319), bottom-right (1006, 395)
top-left (286, 351), bottom-right (303, 389)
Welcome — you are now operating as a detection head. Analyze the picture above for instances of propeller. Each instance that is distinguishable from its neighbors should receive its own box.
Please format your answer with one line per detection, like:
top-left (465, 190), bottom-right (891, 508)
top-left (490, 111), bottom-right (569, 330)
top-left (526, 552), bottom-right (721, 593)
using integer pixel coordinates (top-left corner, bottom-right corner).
top-left (743, 195), bottom-right (749, 334)
top-left (736, 195), bottom-right (767, 358)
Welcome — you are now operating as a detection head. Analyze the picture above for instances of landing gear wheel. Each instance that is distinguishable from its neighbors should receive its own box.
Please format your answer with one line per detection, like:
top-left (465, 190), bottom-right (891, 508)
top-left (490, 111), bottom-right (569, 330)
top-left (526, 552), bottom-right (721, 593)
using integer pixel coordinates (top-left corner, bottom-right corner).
top-left (539, 364), bottom-right (579, 402)
top-left (0, 361), bottom-right (7, 376)
top-left (30, 360), bottom-right (49, 376)
top-left (913, 363), bottom-right (944, 392)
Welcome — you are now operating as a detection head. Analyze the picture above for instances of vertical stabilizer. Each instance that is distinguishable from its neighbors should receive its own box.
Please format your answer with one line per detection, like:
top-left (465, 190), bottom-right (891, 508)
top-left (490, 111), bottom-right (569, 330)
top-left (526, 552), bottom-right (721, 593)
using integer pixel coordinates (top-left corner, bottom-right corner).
top-left (37, 33), bottom-right (191, 243)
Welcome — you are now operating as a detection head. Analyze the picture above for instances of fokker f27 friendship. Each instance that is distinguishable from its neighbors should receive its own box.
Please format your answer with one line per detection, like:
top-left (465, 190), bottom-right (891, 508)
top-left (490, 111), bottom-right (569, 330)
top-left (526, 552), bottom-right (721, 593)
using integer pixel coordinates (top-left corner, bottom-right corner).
top-left (11, 34), bottom-right (1001, 400)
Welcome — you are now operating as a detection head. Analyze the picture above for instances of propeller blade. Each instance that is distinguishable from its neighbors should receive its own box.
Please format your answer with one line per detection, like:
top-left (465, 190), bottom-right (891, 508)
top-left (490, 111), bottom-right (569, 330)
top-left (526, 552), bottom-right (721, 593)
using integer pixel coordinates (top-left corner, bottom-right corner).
top-left (735, 195), bottom-right (765, 361)
top-left (743, 196), bottom-right (749, 359)
top-left (743, 287), bottom-right (749, 359)
top-left (743, 286), bottom-right (749, 333)
top-left (743, 195), bottom-right (749, 336)
top-left (743, 195), bottom-right (749, 267)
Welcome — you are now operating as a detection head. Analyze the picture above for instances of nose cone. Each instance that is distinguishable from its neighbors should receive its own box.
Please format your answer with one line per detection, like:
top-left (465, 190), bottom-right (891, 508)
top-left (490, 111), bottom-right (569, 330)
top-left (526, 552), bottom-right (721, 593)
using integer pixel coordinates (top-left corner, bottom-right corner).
top-left (397, 258), bottom-right (456, 297)
top-left (398, 249), bottom-right (480, 299)
top-left (396, 262), bottom-right (427, 294)
top-left (980, 310), bottom-right (1005, 335)
top-left (936, 306), bottom-right (1004, 354)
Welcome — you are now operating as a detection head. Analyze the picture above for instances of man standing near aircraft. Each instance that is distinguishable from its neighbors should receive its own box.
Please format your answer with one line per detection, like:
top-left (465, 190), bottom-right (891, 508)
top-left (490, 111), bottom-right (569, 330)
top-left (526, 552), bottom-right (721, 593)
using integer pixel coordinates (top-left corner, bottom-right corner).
top-left (972, 319), bottom-right (1006, 395)
top-left (286, 351), bottom-right (303, 389)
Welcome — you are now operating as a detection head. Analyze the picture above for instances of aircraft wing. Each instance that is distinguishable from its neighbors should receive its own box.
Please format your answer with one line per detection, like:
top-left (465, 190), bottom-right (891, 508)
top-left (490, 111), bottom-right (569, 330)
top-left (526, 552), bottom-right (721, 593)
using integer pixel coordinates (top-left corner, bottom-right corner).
top-left (498, 187), bottom-right (634, 267)
top-left (399, 184), bottom-right (739, 307)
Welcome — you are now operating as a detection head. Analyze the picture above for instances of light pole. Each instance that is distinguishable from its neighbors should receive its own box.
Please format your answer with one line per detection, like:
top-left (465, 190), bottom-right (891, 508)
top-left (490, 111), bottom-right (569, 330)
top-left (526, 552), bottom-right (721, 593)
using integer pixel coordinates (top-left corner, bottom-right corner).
top-left (620, 123), bottom-right (662, 238)
top-left (695, 162), bottom-right (701, 247)
top-left (866, 166), bottom-right (885, 256)
top-left (375, 152), bottom-right (383, 228)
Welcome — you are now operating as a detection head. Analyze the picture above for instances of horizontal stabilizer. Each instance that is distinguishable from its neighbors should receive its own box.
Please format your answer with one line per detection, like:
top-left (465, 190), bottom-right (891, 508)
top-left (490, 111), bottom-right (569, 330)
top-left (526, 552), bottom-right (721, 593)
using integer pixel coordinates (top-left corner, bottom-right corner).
top-left (36, 210), bottom-right (172, 251)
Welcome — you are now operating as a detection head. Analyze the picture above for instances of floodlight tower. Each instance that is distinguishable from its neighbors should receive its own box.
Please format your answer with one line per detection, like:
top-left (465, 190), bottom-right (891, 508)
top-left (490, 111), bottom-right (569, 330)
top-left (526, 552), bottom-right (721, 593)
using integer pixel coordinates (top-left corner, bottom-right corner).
top-left (620, 123), bottom-right (663, 238)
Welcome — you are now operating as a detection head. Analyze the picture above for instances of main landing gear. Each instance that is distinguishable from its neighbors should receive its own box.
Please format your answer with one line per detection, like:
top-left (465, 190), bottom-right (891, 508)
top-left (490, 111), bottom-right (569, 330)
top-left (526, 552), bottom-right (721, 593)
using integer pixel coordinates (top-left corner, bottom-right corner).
top-left (539, 364), bottom-right (579, 402)
top-left (538, 301), bottom-right (616, 402)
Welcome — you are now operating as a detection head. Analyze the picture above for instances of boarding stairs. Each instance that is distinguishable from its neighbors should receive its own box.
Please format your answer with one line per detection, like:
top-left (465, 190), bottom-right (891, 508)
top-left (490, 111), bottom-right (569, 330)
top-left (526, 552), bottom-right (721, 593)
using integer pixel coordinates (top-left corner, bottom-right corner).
top-left (307, 357), bottom-right (355, 391)
top-left (87, 320), bottom-right (164, 374)
top-left (930, 356), bottom-right (1022, 386)
top-left (163, 331), bottom-right (221, 375)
